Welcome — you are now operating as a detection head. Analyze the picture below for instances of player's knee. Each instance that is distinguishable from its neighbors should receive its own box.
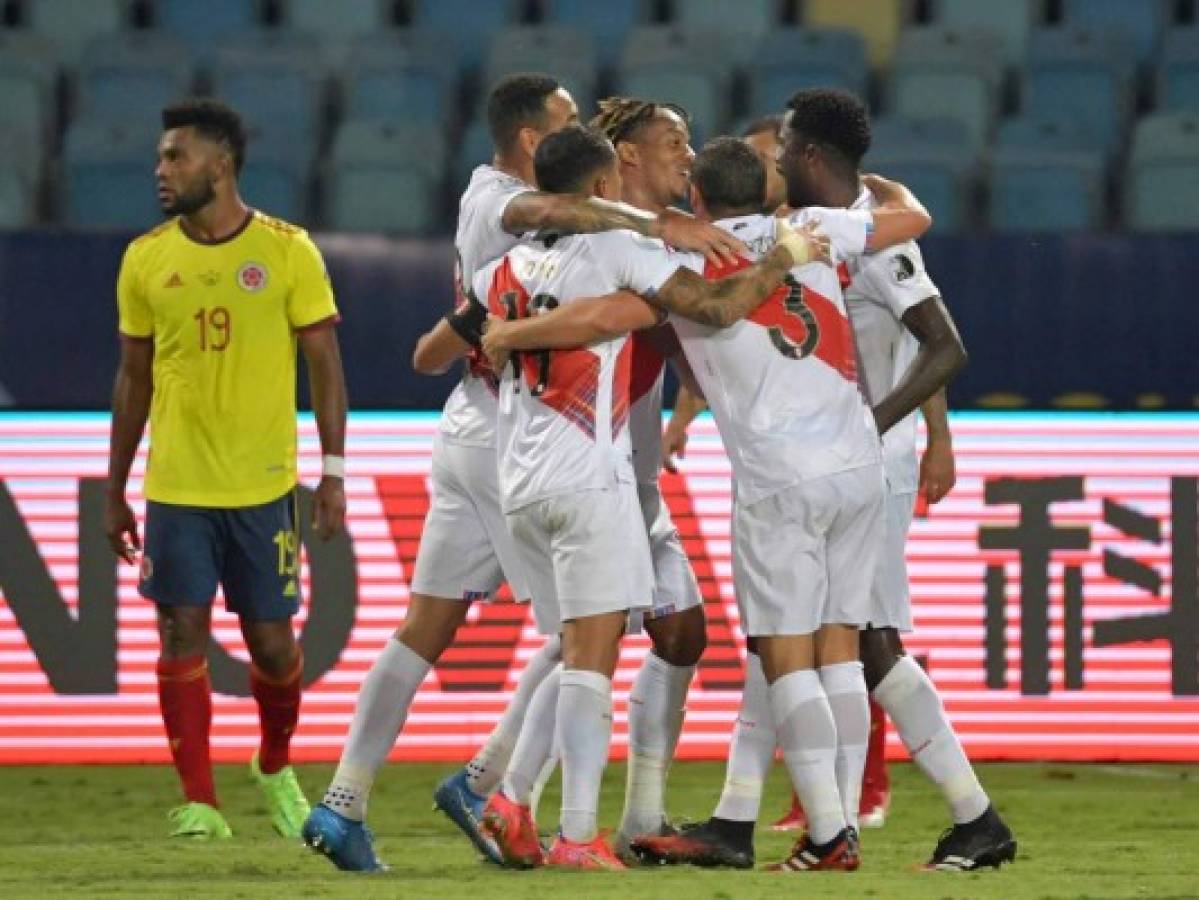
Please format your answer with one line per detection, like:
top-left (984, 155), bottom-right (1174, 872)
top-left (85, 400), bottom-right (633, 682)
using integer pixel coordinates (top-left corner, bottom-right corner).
top-left (860, 626), bottom-right (904, 691)
top-left (156, 607), bottom-right (209, 659)
top-left (396, 594), bottom-right (470, 662)
top-left (245, 628), bottom-right (299, 678)
top-left (648, 606), bottom-right (707, 667)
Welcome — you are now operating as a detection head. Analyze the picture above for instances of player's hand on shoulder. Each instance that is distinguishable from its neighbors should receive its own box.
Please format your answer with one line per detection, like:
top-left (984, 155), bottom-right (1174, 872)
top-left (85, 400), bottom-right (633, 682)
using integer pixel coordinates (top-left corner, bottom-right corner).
top-left (659, 208), bottom-right (747, 266)
top-left (103, 495), bottom-right (140, 565)
top-left (312, 476), bottom-right (346, 540)
top-left (775, 218), bottom-right (831, 268)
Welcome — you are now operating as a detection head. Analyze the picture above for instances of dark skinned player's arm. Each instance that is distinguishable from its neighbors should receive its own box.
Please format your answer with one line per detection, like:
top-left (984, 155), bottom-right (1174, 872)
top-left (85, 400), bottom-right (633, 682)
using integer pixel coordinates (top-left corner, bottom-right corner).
top-left (298, 324), bottom-right (349, 539)
top-left (918, 386), bottom-right (956, 503)
top-left (873, 296), bottom-right (966, 436)
top-left (104, 337), bottom-right (153, 562)
top-left (501, 192), bottom-right (746, 266)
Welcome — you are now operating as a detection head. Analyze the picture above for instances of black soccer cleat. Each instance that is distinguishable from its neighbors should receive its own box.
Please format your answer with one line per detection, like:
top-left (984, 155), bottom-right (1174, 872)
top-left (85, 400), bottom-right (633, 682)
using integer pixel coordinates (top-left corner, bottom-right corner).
top-left (630, 818), bottom-right (755, 869)
top-left (926, 805), bottom-right (1017, 871)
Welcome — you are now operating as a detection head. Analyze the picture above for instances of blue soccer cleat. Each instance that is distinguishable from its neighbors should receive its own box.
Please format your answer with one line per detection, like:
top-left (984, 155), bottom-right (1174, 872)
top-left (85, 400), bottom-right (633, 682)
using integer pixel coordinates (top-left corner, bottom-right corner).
top-left (432, 769), bottom-right (503, 865)
top-left (302, 803), bottom-right (388, 872)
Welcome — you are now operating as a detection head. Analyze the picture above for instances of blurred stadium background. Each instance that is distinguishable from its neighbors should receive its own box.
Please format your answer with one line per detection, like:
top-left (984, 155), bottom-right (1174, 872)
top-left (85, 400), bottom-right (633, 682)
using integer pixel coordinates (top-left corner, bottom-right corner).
top-left (0, 4), bottom-right (1197, 893)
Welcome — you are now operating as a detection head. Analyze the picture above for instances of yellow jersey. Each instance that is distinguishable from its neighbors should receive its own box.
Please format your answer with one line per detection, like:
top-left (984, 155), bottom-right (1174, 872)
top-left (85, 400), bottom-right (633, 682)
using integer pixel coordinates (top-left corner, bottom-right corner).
top-left (116, 210), bottom-right (339, 507)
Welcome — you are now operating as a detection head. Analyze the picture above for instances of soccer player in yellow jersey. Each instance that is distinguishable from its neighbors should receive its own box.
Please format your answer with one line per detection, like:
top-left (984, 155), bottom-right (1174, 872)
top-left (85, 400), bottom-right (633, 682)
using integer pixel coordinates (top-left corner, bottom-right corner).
top-left (103, 100), bottom-right (348, 841)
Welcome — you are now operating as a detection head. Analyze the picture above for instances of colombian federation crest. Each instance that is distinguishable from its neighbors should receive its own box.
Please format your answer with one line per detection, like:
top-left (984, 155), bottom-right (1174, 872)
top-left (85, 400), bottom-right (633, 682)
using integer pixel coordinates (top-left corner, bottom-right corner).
top-left (237, 262), bottom-right (268, 292)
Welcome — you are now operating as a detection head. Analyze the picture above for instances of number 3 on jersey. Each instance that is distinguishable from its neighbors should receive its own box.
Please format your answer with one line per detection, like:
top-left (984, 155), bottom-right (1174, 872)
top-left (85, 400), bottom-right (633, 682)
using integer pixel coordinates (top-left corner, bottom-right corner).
top-left (750, 274), bottom-right (820, 360)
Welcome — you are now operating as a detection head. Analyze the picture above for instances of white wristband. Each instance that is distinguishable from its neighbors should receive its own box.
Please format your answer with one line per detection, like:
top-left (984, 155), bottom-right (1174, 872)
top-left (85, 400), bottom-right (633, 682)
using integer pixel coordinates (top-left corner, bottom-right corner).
top-left (321, 454), bottom-right (345, 479)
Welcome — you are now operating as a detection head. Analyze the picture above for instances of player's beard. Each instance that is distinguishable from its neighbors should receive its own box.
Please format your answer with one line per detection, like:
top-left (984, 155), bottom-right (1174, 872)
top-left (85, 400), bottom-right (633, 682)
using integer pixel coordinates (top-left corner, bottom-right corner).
top-left (160, 177), bottom-right (217, 217)
top-left (784, 167), bottom-right (821, 210)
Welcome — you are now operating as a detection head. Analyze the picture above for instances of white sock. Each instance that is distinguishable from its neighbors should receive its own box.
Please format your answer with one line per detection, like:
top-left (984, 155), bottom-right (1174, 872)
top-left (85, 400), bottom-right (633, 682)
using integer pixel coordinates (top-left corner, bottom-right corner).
top-left (713, 653), bottom-right (775, 822)
top-left (769, 668), bottom-right (846, 845)
top-left (323, 638), bottom-right (429, 820)
top-left (466, 635), bottom-right (562, 796)
top-left (819, 661), bottom-right (870, 830)
top-left (529, 744), bottom-right (559, 823)
top-left (557, 668), bottom-right (613, 844)
top-left (501, 666), bottom-right (561, 805)
top-left (873, 656), bottom-right (990, 824)
top-left (619, 652), bottom-right (695, 837)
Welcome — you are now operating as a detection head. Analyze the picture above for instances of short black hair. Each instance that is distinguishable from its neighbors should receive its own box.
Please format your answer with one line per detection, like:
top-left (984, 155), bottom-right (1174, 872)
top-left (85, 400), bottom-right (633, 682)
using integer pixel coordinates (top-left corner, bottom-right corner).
top-left (742, 114), bottom-right (783, 140)
top-left (486, 73), bottom-right (561, 153)
top-left (784, 88), bottom-right (872, 169)
top-left (692, 137), bottom-right (766, 217)
top-left (534, 125), bottom-right (616, 194)
top-left (161, 99), bottom-right (247, 174)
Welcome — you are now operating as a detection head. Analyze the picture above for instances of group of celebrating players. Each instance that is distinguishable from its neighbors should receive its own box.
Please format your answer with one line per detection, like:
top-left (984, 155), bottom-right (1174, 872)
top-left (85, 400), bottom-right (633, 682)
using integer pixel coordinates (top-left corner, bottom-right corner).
top-left (104, 69), bottom-right (1017, 877)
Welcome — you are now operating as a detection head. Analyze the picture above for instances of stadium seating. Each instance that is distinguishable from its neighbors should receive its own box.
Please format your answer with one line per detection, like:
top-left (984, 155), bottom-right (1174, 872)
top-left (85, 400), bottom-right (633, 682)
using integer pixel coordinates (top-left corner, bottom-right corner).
top-left (866, 117), bottom-right (976, 233)
top-left (410, 0), bottom-right (521, 64)
top-left (888, 27), bottom-right (1005, 152)
top-left (989, 152), bottom-right (1105, 232)
top-left (1127, 112), bottom-right (1199, 231)
top-left (1158, 27), bottom-right (1199, 112)
top-left (541, 0), bottom-right (644, 67)
top-left (1061, 0), bottom-right (1167, 67)
top-left (327, 121), bottom-right (446, 233)
top-left (618, 27), bottom-right (734, 139)
top-left (803, 0), bottom-right (903, 68)
top-left (672, 0), bottom-right (777, 45)
top-left (748, 28), bottom-right (868, 115)
top-left (26, 0), bottom-right (126, 63)
top-left (154, 0), bottom-right (262, 66)
top-left (931, 0), bottom-right (1038, 64)
top-left (485, 26), bottom-right (598, 113)
top-left (63, 118), bottom-right (161, 229)
top-left (239, 126), bottom-right (314, 224)
top-left (1022, 26), bottom-right (1137, 156)
top-left (342, 31), bottom-right (459, 125)
top-left (211, 32), bottom-right (325, 144)
top-left (0, 33), bottom-right (55, 159)
top-left (284, 0), bottom-right (389, 42)
top-left (0, 168), bottom-right (33, 229)
top-left (75, 32), bottom-right (193, 124)
top-left (453, 119), bottom-right (494, 193)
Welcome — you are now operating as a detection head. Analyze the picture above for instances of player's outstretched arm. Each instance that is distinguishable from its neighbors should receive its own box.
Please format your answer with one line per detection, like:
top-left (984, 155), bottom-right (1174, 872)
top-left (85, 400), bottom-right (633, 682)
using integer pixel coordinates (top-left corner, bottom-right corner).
top-left (413, 316), bottom-right (474, 375)
top-left (299, 326), bottom-right (348, 540)
top-left (873, 296), bottom-right (966, 436)
top-left (481, 291), bottom-right (658, 369)
top-left (648, 220), bottom-right (826, 328)
top-left (502, 192), bottom-right (747, 266)
top-left (918, 388), bottom-right (956, 503)
top-left (860, 173), bottom-right (933, 251)
top-left (105, 338), bottom-right (153, 564)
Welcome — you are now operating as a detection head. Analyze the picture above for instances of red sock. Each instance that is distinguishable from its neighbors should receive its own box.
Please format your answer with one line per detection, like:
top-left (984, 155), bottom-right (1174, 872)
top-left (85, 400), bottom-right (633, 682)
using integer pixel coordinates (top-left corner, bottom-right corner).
top-left (251, 651), bottom-right (303, 775)
top-left (862, 696), bottom-right (890, 796)
top-left (157, 655), bottom-right (217, 807)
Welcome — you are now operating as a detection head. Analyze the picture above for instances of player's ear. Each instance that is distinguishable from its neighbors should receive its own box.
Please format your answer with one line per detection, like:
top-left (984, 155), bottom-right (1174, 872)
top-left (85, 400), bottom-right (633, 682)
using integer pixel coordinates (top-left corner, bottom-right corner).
top-left (517, 126), bottom-right (541, 161)
top-left (615, 140), bottom-right (638, 169)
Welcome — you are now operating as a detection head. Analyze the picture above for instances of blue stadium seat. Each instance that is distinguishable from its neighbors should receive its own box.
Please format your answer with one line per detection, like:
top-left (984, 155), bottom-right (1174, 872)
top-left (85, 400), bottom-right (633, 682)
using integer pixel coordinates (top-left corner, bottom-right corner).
top-left (1158, 27), bottom-right (1199, 112)
top-left (76, 32), bottom-right (193, 122)
top-left (240, 162), bottom-right (307, 224)
top-left (27, 0), bottom-right (126, 63)
top-left (748, 28), bottom-right (868, 116)
top-left (542, 0), bottom-right (644, 66)
top-left (342, 30), bottom-right (457, 125)
top-left (485, 26), bottom-right (598, 113)
top-left (988, 151), bottom-right (1105, 232)
top-left (621, 25), bottom-right (740, 79)
top-left (1023, 27), bottom-right (1137, 155)
top-left (211, 33), bottom-right (325, 142)
top-left (284, 0), bottom-right (388, 40)
top-left (866, 117), bottom-right (975, 233)
top-left (1127, 112), bottom-right (1199, 231)
top-left (0, 169), bottom-right (34, 228)
top-left (672, 0), bottom-right (777, 45)
top-left (1062, 0), bottom-right (1168, 67)
top-left (888, 27), bottom-right (1005, 152)
top-left (63, 118), bottom-right (161, 230)
top-left (0, 32), bottom-right (58, 151)
top-left (155, 0), bottom-right (263, 66)
top-left (0, 127), bottom-right (40, 191)
top-left (931, 0), bottom-right (1039, 64)
top-left (619, 27), bottom-right (733, 138)
top-left (803, 0), bottom-right (903, 68)
top-left (410, 0), bottom-right (521, 65)
top-left (453, 119), bottom-right (493, 191)
top-left (328, 122), bottom-right (445, 233)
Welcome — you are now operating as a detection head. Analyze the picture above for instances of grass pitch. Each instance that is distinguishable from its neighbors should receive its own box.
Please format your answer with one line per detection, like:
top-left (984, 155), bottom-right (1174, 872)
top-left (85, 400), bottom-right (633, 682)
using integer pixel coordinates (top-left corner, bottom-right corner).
top-left (0, 761), bottom-right (1195, 899)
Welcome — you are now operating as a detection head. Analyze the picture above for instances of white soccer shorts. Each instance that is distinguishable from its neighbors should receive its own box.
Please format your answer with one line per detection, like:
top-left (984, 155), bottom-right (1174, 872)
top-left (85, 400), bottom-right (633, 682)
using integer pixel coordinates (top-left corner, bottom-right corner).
top-left (865, 490), bottom-right (916, 632)
top-left (731, 464), bottom-right (885, 637)
top-left (505, 480), bottom-right (654, 635)
top-left (637, 480), bottom-right (704, 622)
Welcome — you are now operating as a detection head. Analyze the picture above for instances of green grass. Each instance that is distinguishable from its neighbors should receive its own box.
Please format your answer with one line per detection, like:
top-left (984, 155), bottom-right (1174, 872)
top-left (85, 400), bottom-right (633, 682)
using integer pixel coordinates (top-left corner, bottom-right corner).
top-left (0, 761), bottom-right (1196, 899)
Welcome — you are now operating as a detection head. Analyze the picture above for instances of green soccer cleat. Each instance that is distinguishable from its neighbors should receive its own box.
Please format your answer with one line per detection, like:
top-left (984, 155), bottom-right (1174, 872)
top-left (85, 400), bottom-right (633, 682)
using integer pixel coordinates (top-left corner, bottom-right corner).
top-left (168, 802), bottom-right (233, 840)
top-left (251, 753), bottom-right (311, 839)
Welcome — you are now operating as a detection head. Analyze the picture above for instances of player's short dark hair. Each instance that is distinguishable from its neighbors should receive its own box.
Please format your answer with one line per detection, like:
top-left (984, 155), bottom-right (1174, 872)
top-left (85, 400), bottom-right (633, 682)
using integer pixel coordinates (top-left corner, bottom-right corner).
top-left (486, 73), bottom-right (561, 154)
top-left (692, 137), bottom-right (766, 217)
top-left (742, 114), bottom-right (783, 140)
top-left (534, 125), bottom-right (616, 194)
top-left (784, 88), bottom-right (872, 169)
top-left (161, 99), bottom-right (247, 174)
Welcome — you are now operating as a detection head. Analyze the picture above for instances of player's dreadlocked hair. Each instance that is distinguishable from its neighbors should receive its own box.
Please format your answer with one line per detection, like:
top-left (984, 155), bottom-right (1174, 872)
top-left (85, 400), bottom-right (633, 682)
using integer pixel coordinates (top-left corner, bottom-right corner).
top-left (784, 88), bottom-right (872, 171)
top-left (590, 96), bottom-right (690, 145)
